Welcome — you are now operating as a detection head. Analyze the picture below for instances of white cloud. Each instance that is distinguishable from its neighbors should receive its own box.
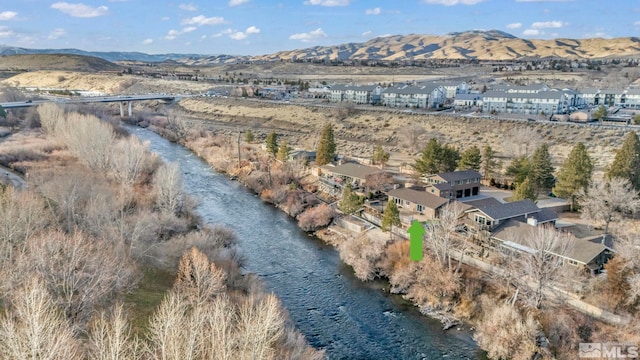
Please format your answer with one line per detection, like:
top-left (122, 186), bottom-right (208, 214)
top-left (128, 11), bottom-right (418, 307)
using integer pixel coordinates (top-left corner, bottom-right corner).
top-left (634, 20), bottom-right (640, 26)
top-left (182, 15), bottom-right (225, 26)
top-left (289, 28), bottom-right (327, 42)
top-left (304, 0), bottom-right (350, 6)
top-left (48, 28), bottom-right (67, 39)
top-left (224, 26), bottom-right (260, 40)
top-left (522, 29), bottom-right (540, 36)
top-left (422, 0), bottom-right (484, 5)
top-left (506, 22), bottom-right (522, 29)
top-left (365, 7), bottom-right (381, 15)
top-left (229, 32), bottom-right (247, 40)
top-left (0, 26), bottom-right (15, 38)
top-left (0, 11), bottom-right (18, 21)
top-left (164, 26), bottom-right (197, 40)
top-left (179, 3), bottom-right (197, 11)
top-left (531, 20), bottom-right (566, 29)
top-left (229, 0), bottom-right (250, 6)
top-left (50, 2), bottom-right (109, 18)
top-left (142, 38), bottom-right (153, 44)
top-left (161, 16), bottom-right (170, 21)
top-left (245, 26), bottom-right (260, 34)
top-left (362, 30), bottom-right (372, 36)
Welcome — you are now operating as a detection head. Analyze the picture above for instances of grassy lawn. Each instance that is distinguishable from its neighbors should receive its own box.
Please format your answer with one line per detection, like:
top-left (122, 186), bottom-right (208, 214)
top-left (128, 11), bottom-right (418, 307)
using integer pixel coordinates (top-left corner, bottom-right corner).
top-left (124, 266), bottom-right (176, 335)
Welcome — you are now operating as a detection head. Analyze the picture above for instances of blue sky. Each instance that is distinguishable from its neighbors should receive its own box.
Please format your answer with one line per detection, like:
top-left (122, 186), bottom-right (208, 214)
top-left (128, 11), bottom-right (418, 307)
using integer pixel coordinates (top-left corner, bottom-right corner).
top-left (0, 0), bottom-right (639, 55)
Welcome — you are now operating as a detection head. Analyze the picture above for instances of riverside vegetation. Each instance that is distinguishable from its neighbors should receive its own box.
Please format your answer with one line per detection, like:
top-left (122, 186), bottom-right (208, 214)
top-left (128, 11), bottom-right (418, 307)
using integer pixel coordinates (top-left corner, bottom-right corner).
top-left (139, 109), bottom-right (640, 360)
top-left (0, 102), bottom-right (323, 359)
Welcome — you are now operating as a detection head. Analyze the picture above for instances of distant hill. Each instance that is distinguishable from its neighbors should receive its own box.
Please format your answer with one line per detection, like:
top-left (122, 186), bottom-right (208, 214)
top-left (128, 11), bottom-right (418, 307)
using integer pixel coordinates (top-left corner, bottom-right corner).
top-left (251, 30), bottom-right (640, 62)
top-left (1, 30), bottom-right (639, 66)
top-left (0, 53), bottom-right (123, 72)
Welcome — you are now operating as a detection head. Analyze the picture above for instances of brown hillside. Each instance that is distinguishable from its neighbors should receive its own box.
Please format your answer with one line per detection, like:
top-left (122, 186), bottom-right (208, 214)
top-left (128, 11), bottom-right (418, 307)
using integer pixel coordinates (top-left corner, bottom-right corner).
top-left (0, 54), bottom-right (122, 72)
top-left (250, 31), bottom-right (640, 62)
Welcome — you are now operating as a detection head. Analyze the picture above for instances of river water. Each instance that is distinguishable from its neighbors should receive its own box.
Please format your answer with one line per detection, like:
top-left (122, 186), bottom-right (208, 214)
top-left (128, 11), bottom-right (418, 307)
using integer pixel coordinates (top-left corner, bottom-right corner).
top-left (129, 126), bottom-right (482, 360)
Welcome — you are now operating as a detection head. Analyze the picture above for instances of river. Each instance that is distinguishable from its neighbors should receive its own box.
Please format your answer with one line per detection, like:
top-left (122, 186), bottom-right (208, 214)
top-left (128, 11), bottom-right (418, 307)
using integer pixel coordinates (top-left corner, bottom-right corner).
top-left (128, 125), bottom-right (482, 360)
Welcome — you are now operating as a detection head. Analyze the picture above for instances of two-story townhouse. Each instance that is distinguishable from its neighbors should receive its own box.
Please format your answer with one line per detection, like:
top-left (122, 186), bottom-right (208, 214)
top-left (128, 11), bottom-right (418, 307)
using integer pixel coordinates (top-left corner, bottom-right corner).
top-left (433, 81), bottom-right (470, 100)
top-left (423, 170), bottom-right (482, 199)
top-left (453, 93), bottom-right (483, 109)
top-left (623, 88), bottom-right (640, 109)
top-left (579, 88), bottom-right (600, 106)
top-left (329, 85), bottom-right (348, 103)
top-left (382, 85), bottom-right (446, 109)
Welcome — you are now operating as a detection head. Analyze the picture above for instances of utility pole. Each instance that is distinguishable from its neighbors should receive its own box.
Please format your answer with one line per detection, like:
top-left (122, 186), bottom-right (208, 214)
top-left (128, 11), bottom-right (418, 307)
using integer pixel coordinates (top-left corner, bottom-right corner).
top-left (237, 128), bottom-right (241, 168)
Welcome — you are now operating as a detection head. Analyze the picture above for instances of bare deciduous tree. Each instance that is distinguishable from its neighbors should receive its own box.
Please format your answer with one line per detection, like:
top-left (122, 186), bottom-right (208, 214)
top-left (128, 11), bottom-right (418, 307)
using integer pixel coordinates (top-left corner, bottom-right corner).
top-left (474, 299), bottom-right (540, 360)
top-left (175, 247), bottom-right (227, 305)
top-left (578, 177), bottom-right (640, 234)
top-left (397, 124), bottom-right (425, 153)
top-left (109, 136), bottom-right (157, 187)
top-left (88, 304), bottom-right (143, 360)
top-left (153, 162), bottom-right (185, 215)
top-left (0, 187), bottom-right (48, 264)
top-left (508, 225), bottom-right (575, 309)
top-left (60, 112), bottom-right (116, 171)
top-left (37, 102), bottom-right (66, 137)
top-left (424, 202), bottom-right (465, 271)
top-left (338, 233), bottom-right (386, 281)
top-left (0, 277), bottom-right (82, 360)
top-left (503, 127), bottom-right (542, 158)
top-left (3, 231), bottom-right (138, 328)
top-left (237, 294), bottom-right (285, 360)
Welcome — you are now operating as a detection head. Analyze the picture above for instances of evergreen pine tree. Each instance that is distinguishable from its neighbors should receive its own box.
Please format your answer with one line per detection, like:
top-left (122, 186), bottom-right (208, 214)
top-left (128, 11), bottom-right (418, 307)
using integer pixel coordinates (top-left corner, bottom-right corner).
top-left (413, 139), bottom-right (460, 176)
top-left (243, 129), bottom-right (254, 143)
top-left (553, 143), bottom-right (593, 211)
top-left (512, 177), bottom-right (536, 201)
top-left (607, 131), bottom-right (640, 191)
top-left (277, 140), bottom-right (291, 162)
top-left (529, 143), bottom-right (555, 195)
top-left (458, 145), bottom-right (482, 171)
top-left (372, 145), bottom-right (390, 166)
top-left (316, 124), bottom-right (336, 166)
top-left (381, 200), bottom-right (401, 234)
top-left (265, 132), bottom-right (278, 157)
top-left (481, 145), bottom-right (497, 180)
top-left (506, 155), bottom-right (531, 185)
top-left (592, 105), bottom-right (608, 122)
top-left (339, 183), bottom-right (362, 215)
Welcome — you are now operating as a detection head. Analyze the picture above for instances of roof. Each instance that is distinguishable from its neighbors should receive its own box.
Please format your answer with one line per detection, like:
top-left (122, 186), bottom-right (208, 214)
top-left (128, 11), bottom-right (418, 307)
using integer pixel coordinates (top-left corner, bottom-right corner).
top-left (461, 197), bottom-right (502, 209)
top-left (455, 94), bottom-right (483, 101)
top-left (429, 170), bottom-right (482, 183)
top-left (387, 188), bottom-right (450, 210)
top-left (532, 208), bottom-right (558, 224)
top-left (473, 199), bottom-right (540, 221)
top-left (484, 90), bottom-right (566, 100)
top-left (491, 219), bottom-right (607, 265)
top-left (383, 85), bottom-right (442, 95)
top-left (321, 163), bottom-right (383, 180)
top-left (430, 182), bottom-right (453, 191)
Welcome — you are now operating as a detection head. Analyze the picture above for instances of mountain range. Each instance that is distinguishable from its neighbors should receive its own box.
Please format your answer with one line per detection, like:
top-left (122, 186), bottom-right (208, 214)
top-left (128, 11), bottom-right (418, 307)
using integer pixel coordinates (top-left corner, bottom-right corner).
top-left (1, 30), bottom-right (639, 66)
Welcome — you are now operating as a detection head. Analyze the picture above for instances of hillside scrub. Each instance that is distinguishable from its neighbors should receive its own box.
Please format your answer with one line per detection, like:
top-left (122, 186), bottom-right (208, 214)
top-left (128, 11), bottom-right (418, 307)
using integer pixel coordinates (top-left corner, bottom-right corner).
top-left (0, 111), bottom-right (321, 358)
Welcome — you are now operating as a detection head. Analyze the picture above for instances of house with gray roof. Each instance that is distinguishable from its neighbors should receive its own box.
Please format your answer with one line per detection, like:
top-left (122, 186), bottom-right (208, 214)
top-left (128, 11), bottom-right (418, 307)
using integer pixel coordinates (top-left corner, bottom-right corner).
top-left (464, 199), bottom-right (557, 232)
top-left (490, 219), bottom-right (611, 273)
top-left (423, 170), bottom-right (482, 199)
top-left (317, 162), bottom-right (386, 196)
top-left (387, 187), bottom-right (450, 221)
top-left (454, 93), bottom-right (483, 109)
top-left (329, 84), bottom-right (383, 104)
top-left (482, 89), bottom-right (574, 115)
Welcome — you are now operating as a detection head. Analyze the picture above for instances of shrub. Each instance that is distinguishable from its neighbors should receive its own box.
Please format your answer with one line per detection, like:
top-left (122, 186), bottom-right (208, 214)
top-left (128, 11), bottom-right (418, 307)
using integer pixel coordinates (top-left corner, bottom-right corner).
top-left (297, 204), bottom-right (335, 231)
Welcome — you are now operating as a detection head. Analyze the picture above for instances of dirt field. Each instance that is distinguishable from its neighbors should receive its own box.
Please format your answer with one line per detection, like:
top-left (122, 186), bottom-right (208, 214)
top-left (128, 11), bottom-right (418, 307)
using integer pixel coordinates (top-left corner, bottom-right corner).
top-left (176, 97), bottom-right (634, 178)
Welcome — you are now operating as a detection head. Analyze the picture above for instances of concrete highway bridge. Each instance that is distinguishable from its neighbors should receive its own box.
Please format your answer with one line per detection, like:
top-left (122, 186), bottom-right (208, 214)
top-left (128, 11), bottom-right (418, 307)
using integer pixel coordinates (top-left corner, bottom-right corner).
top-left (0, 94), bottom-right (181, 117)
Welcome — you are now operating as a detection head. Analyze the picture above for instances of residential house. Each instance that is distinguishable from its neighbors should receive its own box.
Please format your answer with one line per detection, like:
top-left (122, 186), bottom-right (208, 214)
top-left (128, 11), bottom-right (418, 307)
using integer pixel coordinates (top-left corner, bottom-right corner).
top-left (329, 84), bottom-right (383, 104)
top-left (318, 162), bottom-right (385, 195)
top-left (432, 81), bottom-right (470, 100)
top-left (382, 85), bottom-right (446, 109)
top-left (490, 220), bottom-right (611, 273)
top-left (423, 170), bottom-right (482, 199)
top-left (622, 88), bottom-right (640, 109)
top-left (482, 90), bottom-right (573, 115)
top-left (454, 93), bottom-right (483, 109)
top-left (464, 199), bottom-right (558, 232)
top-left (386, 187), bottom-right (450, 221)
